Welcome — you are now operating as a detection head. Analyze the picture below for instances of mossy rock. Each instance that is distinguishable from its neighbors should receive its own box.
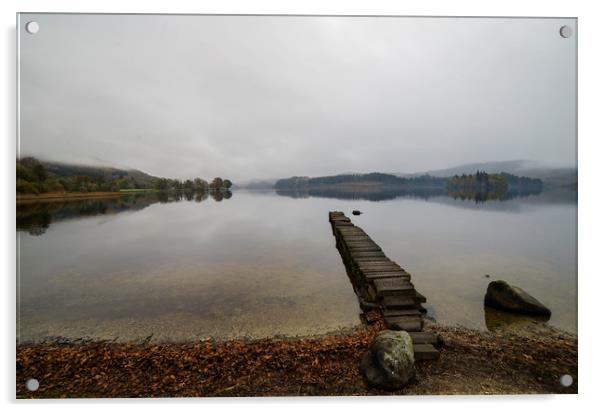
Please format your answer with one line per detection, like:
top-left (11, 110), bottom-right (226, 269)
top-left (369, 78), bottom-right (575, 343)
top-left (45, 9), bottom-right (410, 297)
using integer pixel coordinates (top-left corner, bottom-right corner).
top-left (485, 280), bottom-right (551, 317)
top-left (360, 330), bottom-right (415, 390)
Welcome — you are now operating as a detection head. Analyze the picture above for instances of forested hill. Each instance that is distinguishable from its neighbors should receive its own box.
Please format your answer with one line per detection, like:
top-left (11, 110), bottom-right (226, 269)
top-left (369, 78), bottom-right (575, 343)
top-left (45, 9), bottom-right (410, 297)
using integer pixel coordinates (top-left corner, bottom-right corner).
top-left (275, 173), bottom-right (448, 190)
top-left (275, 172), bottom-right (543, 193)
top-left (41, 160), bottom-right (159, 184)
top-left (16, 157), bottom-right (232, 194)
top-left (16, 157), bottom-right (160, 193)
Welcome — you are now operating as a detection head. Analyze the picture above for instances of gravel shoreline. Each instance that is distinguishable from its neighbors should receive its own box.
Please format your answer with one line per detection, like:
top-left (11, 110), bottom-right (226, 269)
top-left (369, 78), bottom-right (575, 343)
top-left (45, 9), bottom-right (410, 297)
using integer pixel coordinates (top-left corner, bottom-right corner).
top-left (16, 318), bottom-right (577, 398)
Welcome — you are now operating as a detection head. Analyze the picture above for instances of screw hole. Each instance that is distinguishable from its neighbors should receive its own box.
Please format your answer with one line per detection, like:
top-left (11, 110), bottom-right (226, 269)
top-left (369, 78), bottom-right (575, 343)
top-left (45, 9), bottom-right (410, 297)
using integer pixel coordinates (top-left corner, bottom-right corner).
top-left (560, 374), bottom-right (573, 387)
top-left (25, 21), bottom-right (40, 34)
top-left (25, 378), bottom-right (39, 391)
top-left (559, 25), bottom-right (573, 39)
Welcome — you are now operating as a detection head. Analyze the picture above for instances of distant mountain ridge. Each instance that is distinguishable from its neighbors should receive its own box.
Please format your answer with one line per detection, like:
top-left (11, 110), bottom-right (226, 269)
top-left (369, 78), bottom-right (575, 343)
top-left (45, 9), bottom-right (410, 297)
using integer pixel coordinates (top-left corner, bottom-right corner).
top-left (397, 160), bottom-right (540, 177)
top-left (396, 160), bottom-right (576, 188)
top-left (245, 160), bottom-right (576, 190)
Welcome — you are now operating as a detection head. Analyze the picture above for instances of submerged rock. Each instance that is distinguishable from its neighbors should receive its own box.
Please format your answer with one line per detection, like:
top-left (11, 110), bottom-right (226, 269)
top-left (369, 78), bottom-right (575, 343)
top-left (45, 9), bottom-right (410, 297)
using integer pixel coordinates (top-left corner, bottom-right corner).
top-left (360, 330), bottom-right (415, 390)
top-left (484, 280), bottom-right (551, 317)
top-left (352, 210), bottom-right (362, 215)
top-left (484, 305), bottom-right (550, 332)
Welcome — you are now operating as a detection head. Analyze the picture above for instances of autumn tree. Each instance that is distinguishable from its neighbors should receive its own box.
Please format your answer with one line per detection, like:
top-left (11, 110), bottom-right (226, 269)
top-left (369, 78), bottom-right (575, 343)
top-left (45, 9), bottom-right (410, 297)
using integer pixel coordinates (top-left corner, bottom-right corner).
top-left (209, 177), bottom-right (223, 190)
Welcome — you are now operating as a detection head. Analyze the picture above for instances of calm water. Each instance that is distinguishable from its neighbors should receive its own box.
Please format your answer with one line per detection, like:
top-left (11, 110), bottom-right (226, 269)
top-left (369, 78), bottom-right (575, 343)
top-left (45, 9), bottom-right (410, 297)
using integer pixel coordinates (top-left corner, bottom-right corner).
top-left (17, 189), bottom-right (577, 342)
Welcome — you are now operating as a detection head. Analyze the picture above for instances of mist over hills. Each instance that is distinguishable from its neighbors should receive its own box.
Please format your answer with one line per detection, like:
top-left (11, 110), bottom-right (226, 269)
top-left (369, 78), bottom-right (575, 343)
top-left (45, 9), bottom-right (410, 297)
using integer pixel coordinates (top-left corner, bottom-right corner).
top-left (21, 158), bottom-right (576, 191)
top-left (396, 160), bottom-right (539, 177)
top-left (237, 160), bottom-right (576, 189)
top-left (394, 160), bottom-right (576, 188)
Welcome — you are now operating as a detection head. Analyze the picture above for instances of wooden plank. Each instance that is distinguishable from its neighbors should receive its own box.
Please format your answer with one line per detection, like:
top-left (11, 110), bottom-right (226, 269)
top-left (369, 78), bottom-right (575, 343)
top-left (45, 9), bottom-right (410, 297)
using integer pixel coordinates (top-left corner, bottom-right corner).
top-left (382, 308), bottom-right (422, 318)
top-left (336, 231), bottom-right (366, 237)
top-left (336, 227), bottom-right (365, 233)
top-left (348, 245), bottom-right (386, 253)
top-left (358, 262), bottom-right (400, 269)
top-left (380, 289), bottom-right (417, 298)
top-left (416, 291), bottom-right (427, 303)
top-left (355, 261), bottom-right (397, 266)
top-left (357, 260), bottom-right (398, 265)
top-left (364, 272), bottom-right (411, 281)
top-left (362, 267), bottom-right (406, 273)
top-left (373, 278), bottom-right (414, 293)
top-left (345, 239), bottom-right (378, 245)
top-left (346, 246), bottom-right (382, 252)
top-left (348, 251), bottom-right (386, 257)
top-left (362, 266), bottom-right (410, 276)
top-left (381, 295), bottom-right (417, 309)
top-left (341, 236), bottom-right (372, 241)
top-left (350, 256), bottom-right (388, 262)
top-left (385, 314), bottom-right (423, 323)
top-left (408, 332), bottom-right (438, 345)
top-left (356, 256), bottom-right (401, 270)
top-left (385, 317), bottom-right (423, 332)
top-left (413, 344), bottom-right (439, 361)
top-left (353, 257), bottom-right (393, 263)
top-left (358, 263), bottom-right (402, 271)
top-left (343, 240), bottom-right (380, 250)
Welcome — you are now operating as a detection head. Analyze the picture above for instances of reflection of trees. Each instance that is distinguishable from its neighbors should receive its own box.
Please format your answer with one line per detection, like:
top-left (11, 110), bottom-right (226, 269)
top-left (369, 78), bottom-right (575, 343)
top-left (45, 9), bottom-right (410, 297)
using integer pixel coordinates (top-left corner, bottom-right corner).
top-left (275, 187), bottom-right (447, 202)
top-left (209, 189), bottom-right (232, 202)
top-left (195, 192), bottom-right (209, 202)
top-left (17, 189), bottom-right (233, 236)
top-left (157, 191), bottom-right (170, 203)
top-left (276, 185), bottom-right (543, 203)
top-left (19, 211), bottom-right (51, 236)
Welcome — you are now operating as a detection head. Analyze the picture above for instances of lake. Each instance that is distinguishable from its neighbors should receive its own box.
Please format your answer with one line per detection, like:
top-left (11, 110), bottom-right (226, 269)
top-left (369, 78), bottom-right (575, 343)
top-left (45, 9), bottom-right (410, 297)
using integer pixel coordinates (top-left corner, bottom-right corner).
top-left (17, 189), bottom-right (577, 342)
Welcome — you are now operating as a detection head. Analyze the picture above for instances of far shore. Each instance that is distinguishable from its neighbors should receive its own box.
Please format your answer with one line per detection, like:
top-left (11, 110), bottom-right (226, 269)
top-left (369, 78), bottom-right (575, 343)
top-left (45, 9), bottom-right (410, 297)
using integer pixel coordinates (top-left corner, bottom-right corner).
top-left (16, 317), bottom-right (577, 398)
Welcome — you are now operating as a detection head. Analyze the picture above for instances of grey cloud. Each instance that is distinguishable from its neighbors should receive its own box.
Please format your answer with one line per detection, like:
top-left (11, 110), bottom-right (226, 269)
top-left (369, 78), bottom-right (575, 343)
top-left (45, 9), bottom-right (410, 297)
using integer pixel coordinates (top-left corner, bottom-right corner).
top-left (19, 14), bottom-right (576, 180)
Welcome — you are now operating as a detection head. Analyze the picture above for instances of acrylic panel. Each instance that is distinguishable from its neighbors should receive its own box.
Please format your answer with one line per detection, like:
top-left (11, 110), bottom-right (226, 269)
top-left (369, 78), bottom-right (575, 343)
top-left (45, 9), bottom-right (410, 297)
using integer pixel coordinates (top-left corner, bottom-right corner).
top-left (16, 14), bottom-right (577, 397)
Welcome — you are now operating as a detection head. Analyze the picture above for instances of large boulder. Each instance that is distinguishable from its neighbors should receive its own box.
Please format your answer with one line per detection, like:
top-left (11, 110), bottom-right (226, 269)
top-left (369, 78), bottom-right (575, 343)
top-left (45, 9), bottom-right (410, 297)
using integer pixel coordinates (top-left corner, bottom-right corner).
top-left (360, 330), bottom-right (415, 390)
top-left (485, 280), bottom-right (551, 317)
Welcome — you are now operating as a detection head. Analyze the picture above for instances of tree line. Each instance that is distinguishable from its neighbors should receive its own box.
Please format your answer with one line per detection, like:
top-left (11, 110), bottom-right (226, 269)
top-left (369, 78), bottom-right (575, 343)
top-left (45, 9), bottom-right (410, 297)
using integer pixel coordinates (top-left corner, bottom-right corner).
top-left (275, 173), bottom-right (448, 190)
top-left (152, 177), bottom-right (231, 192)
top-left (447, 171), bottom-right (543, 202)
top-left (275, 171), bottom-right (543, 203)
top-left (16, 157), bottom-right (232, 195)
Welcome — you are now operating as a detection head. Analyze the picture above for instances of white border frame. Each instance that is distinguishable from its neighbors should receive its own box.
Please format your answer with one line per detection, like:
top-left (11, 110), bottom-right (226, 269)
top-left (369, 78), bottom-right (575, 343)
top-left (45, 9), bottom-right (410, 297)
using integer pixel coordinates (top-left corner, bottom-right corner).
top-left (3, 1), bottom-right (600, 411)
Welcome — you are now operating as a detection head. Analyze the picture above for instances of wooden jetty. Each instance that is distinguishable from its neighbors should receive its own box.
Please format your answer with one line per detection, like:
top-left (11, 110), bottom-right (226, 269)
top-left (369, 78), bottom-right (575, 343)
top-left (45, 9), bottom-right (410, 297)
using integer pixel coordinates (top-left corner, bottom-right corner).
top-left (329, 211), bottom-right (439, 361)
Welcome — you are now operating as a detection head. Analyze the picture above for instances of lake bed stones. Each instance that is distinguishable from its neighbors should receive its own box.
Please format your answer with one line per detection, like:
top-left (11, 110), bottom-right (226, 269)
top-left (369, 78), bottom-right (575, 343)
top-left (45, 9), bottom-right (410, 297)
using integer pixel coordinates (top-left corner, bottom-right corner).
top-left (360, 330), bottom-right (415, 390)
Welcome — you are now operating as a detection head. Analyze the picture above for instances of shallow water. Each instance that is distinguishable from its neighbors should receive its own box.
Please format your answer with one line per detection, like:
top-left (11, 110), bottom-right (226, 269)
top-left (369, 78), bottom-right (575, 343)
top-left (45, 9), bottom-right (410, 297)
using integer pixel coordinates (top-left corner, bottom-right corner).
top-left (17, 189), bottom-right (577, 342)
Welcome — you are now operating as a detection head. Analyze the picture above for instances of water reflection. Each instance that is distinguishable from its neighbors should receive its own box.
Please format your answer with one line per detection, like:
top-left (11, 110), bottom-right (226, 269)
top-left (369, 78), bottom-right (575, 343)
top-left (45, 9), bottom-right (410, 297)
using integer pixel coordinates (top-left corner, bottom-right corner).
top-left (484, 305), bottom-right (550, 332)
top-left (17, 190), bottom-right (232, 236)
top-left (275, 186), bottom-right (545, 203)
top-left (16, 188), bottom-right (576, 341)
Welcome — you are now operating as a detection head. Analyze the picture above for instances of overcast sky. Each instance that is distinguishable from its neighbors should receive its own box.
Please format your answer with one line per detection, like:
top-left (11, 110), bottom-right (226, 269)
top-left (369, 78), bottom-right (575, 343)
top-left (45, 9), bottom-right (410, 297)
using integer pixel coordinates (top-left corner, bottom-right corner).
top-left (19, 14), bottom-right (576, 181)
